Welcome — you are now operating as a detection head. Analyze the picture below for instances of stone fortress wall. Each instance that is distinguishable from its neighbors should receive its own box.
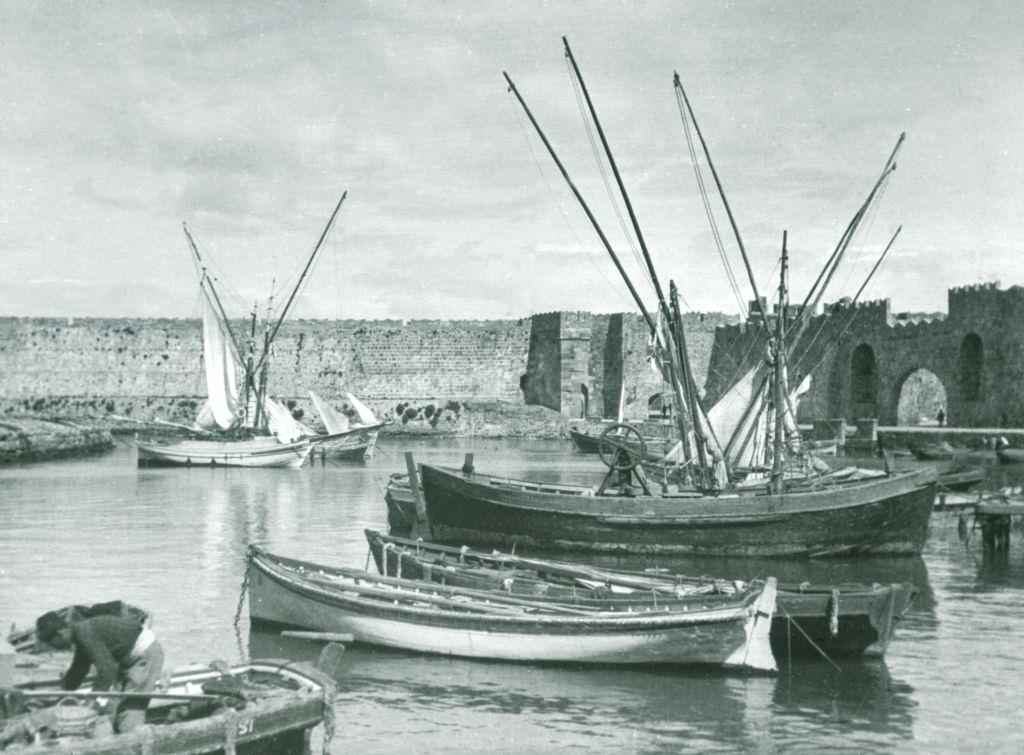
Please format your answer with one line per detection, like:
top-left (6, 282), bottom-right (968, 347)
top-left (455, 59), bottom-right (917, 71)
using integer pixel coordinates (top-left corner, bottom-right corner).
top-left (703, 282), bottom-right (1024, 427)
top-left (0, 282), bottom-right (1019, 434)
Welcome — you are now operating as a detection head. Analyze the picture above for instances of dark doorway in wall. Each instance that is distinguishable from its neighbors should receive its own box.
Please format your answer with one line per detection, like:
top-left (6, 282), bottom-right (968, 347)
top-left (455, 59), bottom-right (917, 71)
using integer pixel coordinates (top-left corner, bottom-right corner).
top-left (519, 373), bottom-right (529, 400)
top-left (959, 333), bottom-right (983, 401)
top-left (850, 343), bottom-right (878, 417)
top-left (580, 384), bottom-right (589, 418)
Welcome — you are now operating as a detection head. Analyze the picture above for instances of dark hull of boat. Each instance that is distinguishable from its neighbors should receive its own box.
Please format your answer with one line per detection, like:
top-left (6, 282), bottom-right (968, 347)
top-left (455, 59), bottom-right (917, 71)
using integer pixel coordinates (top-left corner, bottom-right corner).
top-left (569, 429), bottom-right (602, 453)
top-left (910, 446), bottom-right (953, 461)
top-left (936, 467), bottom-right (986, 492)
top-left (365, 532), bottom-right (916, 659)
top-left (997, 448), bottom-right (1024, 464)
top-left (419, 464), bottom-right (936, 557)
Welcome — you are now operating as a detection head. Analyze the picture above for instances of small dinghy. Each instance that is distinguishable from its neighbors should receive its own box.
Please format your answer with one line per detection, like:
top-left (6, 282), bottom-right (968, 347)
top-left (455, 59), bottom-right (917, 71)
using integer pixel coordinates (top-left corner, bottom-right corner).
top-left (1, 659), bottom-right (335, 753)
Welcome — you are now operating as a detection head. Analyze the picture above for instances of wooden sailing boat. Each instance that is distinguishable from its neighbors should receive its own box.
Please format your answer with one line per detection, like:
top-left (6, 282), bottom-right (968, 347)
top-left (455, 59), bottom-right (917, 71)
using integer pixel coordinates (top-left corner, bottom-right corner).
top-left (415, 39), bottom-right (935, 557)
top-left (308, 390), bottom-right (387, 461)
top-left (136, 196), bottom-right (350, 468)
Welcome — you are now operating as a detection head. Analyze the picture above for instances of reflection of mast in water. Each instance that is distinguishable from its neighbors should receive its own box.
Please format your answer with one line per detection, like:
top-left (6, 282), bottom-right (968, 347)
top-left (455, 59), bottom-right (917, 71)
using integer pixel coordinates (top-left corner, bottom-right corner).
top-left (200, 485), bottom-right (229, 581)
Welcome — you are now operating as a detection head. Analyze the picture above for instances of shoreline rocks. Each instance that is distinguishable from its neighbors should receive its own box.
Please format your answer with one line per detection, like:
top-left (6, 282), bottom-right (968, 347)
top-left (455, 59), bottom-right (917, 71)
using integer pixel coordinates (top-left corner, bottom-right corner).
top-left (0, 417), bottom-right (114, 465)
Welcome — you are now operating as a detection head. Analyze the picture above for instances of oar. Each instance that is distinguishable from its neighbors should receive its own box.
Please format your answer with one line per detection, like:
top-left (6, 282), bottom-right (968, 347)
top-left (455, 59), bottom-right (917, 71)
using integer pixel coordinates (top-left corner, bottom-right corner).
top-left (16, 690), bottom-right (229, 702)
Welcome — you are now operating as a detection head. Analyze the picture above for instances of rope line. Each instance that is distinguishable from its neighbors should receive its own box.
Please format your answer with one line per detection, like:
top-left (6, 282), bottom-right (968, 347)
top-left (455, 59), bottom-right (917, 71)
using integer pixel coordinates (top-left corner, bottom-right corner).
top-left (781, 608), bottom-right (841, 671)
top-left (507, 91), bottom-right (634, 309)
top-left (674, 86), bottom-right (746, 317)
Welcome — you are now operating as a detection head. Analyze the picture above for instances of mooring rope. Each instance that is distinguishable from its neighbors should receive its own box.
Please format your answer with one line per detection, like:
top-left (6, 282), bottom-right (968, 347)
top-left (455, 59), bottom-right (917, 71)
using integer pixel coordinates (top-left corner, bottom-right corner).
top-left (781, 608), bottom-right (841, 672)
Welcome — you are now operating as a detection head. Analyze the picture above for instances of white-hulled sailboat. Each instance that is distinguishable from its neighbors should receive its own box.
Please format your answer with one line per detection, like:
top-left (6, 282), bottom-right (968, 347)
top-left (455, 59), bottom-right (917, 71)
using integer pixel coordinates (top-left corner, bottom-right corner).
top-left (309, 390), bottom-right (387, 461)
top-left (136, 195), bottom-right (349, 468)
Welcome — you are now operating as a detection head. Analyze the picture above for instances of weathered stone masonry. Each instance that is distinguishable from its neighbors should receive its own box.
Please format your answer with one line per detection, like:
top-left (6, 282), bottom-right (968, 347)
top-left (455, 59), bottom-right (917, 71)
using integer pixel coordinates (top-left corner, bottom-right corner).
top-left (1, 283), bottom-right (1018, 433)
top-left (703, 282), bottom-right (1024, 427)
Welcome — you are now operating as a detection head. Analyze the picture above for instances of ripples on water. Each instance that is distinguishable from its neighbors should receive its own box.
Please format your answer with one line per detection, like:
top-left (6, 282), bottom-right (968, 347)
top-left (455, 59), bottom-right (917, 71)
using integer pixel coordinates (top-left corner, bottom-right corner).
top-left (3, 439), bottom-right (1024, 752)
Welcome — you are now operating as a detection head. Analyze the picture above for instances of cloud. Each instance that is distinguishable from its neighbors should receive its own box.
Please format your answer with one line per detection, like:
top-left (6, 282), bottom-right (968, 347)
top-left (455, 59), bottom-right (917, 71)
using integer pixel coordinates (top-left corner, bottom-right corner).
top-left (1, 1), bottom-right (1022, 320)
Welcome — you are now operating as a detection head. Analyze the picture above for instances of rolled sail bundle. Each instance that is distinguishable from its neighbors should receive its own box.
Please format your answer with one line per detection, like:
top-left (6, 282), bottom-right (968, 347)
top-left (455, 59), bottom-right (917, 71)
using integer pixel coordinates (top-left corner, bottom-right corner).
top-left (246, 546), bottom-right (778, 672)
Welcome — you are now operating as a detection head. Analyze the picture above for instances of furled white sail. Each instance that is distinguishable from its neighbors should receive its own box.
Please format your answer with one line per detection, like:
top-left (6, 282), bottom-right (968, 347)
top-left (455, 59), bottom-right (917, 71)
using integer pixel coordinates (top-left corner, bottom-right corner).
top-left (346, 393), bottom-right (379, 426)
top-left (263, 397), bottom-right (302, 443)
top-left (200, 295), bottom-right (241, 429)
top-left (707, 364), bottom-right (759, 451)
top-left (310, 390), bottom-right (350, 434)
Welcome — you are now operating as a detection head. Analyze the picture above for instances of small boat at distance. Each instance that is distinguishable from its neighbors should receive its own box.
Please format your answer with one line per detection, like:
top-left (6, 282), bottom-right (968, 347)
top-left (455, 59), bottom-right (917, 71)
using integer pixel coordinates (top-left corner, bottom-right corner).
top-left (247, 546), bottom-right (779, 672)
top-left (309, 391), bottom-right (386, 461)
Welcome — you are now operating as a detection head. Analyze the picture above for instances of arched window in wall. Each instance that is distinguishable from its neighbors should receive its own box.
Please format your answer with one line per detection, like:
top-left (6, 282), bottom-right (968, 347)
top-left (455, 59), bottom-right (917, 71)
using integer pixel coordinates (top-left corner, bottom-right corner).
top-left (850, 343), bottom-right (878, 405)
top-left (648, 393), bottom-right (672, 419)
top-left (959, 333), bottom-right (983, 401)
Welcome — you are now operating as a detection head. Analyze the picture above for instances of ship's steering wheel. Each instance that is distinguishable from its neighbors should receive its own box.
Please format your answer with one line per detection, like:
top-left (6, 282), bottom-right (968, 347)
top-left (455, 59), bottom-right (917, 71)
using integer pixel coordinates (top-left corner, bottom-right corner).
top-left (597, 423), bottom-right (647, 472)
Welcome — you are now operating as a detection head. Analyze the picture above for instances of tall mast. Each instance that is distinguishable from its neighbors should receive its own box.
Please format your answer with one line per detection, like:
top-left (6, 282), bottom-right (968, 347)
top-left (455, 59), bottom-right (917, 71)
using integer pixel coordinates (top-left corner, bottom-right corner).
top-left (503, 72), bottom-right (657, 335)
top-left (670, 281), bottom-right (708, 477)
top-left (183, 223), bottom-right (244, 363)
top-left (252, 193), bottom-right (347, 376)
top-left (563, 38), bottom-right (672, 327)
top-left (790, 134), bottom-right (904, 345)
top-left (770, 231), bottom-right (789, 492)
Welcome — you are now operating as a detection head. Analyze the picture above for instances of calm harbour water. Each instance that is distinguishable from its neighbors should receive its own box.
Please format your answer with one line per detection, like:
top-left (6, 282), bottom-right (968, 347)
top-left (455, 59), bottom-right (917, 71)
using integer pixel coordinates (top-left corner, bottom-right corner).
top-left (3, 438), bottom-right (1024, 753)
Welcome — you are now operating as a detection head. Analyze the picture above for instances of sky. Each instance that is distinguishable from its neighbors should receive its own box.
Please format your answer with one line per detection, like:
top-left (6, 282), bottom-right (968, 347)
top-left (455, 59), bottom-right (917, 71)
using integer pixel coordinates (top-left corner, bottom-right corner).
top-left (1, 1), bottom-right (1022, 321)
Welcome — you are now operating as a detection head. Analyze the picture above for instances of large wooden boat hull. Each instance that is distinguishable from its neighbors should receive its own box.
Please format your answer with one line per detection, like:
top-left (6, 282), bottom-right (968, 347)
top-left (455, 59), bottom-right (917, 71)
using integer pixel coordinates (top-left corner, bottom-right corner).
top-left (247, 548), bottom-right (778, 671)
top-left (136, 436), bottom-right (313, 468)
top-left (364, 530), bottom-right (916, 659)
top-left (418, 464), bottom-right (936, 557)
top-left (6, 659), bottom-right (334, 753)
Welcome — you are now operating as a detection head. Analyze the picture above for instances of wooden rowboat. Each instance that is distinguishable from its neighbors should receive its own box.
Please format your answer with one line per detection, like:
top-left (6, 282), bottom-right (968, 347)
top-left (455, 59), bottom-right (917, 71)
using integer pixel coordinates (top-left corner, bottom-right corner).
top-left (1, 658), bottom-right (335, 753)
top-left (136, 435), bottom-right (314, 468)
top-left (363, 530), bottom-right (917, 659)
top-left (417, 463), bottom-right (936, 558)
top-left (246, 546), bottom-right (779, 672)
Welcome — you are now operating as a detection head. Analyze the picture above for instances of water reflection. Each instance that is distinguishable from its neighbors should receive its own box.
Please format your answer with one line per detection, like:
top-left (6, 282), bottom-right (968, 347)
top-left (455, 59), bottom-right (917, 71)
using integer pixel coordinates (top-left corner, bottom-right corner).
top-left (9, 439), bottom-right (1024, 750)
top-left (250, 628), bottom-right (915, 751)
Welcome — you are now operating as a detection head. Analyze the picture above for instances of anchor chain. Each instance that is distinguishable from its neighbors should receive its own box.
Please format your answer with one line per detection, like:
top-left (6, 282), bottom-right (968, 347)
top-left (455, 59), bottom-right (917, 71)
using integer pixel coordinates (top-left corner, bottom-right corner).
top-left (233, 565), bottom-right (251, 660)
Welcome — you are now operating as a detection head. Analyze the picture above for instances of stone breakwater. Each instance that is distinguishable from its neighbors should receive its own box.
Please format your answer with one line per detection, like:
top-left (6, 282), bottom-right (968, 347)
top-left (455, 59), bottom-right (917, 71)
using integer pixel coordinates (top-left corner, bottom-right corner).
top-left (0, 417), bottom-right (113, 464)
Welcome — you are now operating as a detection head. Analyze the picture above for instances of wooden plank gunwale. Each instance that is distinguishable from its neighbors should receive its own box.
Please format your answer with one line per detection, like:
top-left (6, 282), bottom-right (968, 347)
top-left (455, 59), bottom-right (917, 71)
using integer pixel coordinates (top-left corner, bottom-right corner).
top-left (419, 464), bottom-right (936, 556)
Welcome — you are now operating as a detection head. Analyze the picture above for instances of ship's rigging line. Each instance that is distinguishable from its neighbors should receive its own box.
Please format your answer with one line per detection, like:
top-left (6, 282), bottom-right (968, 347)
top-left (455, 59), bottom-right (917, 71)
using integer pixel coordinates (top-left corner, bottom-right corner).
top-left (791, 177), bottom-right (893, 375)
top-left (794, 226), bottom-right (901, 380)
top-left (566, 56), bottom-right (657, 302)
top-left (507, 90), bottom-right (635, 310)
top-left (674, 84), bottom-right (747, 318)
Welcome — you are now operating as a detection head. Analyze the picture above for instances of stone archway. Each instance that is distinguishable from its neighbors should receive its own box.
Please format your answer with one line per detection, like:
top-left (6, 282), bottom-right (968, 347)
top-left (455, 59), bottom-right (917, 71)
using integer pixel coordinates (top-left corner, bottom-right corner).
top-left (648, 392), bottom-right (672, 420)
top-left (850, 343), bottom-right (878, 417)
top-left (896, 368), bottom-right (948, 426)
